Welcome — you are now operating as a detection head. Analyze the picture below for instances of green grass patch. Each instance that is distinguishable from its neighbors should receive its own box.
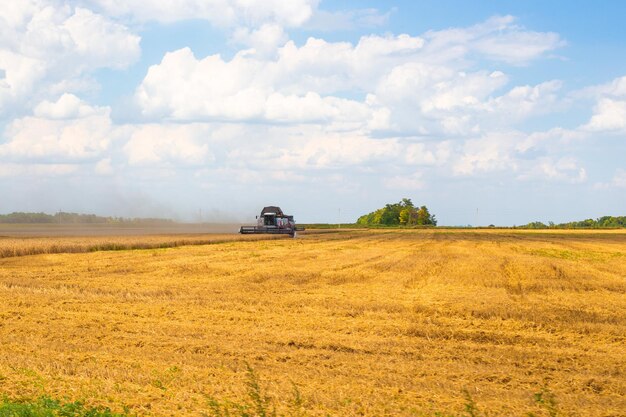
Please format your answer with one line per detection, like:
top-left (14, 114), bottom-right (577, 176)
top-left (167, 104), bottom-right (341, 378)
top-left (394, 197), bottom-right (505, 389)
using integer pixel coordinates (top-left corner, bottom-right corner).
top-left (0, 396), bottom-right (131, 417)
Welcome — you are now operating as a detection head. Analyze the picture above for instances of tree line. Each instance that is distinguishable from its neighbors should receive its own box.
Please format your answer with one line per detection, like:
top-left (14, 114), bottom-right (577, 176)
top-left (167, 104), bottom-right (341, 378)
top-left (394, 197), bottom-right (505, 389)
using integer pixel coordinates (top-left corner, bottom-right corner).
top-left (0, 212), bottom-right (174, 224)
top-left (522, 216), bottom-right (626, 229)
top-left (356, 198), bottom-right (437, 226)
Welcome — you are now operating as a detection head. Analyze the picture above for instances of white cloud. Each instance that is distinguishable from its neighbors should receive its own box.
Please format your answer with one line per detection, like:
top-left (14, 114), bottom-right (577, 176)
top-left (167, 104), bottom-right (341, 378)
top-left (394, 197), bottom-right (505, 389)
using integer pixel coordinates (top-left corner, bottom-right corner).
top-left (133, 15), bottom-right (564, 132)
top-left (595, 169), bottom-right (626, 189)
top-left (134, 46), bottom-right (375, 124)
top-left (211, 124), bottom-right (455, 179)
top-left (519, 157), bottom-right (587, 183)
top-left (272, 134), bottom-right (396, 169)
top-left (264, 92), bottom-right (370, 123)
top-left (601, 75), bottom-right (626, 97)
top-left (486, 80), bottom-right (562, 121)
top-left (0, 6), bottom-right (596, 209)
top-left (124, 124), bottom-right (213, 166)
top-left (135, 47), bottom-right (267, 121)
top-left (141, 33), bottom-right (425, 120)
top-left (217, 124), bottom-right (403, 171)
top-left (0, 98), bottom-right (113, 161)
top-left (373, 65), bottom-right (508, 134)
top-left (34, 93), bottom-right (102, 119)
top-left (0, 50), bottom-right (46, 113)
top-left (404, 143), bottom-right (436, 165)
top-left (578, 75), bottom-right (626, 99)
top-left (0, 1), bottom-right (39, 31)
top-left (575, 74), bottom-right (626, 133)
top-left (62, 7), bottom-right (140, 69)
top-left (124, 14), bottom-right (571, 189)
top-left (82, 0), bottom-right (319, 27)
top-left (582, 98), bottom-right (626, 132)
top-left (0, 1), bottom-right (140, 113)
top-left (269, 34), bottom-right (427, 96)
top-left (454, 132), bottom-right (522, 176)
top-left (304, 7), bottom-right (393, 32)
top-left (384, 171), bottom-right (424, 190)
top-left (231, 23), bottom-right (287, 57)
top-left (453, 129), bottom-right (590, 184)
top-left (424, 15), bottom-right (564, 65)
top-left (516, 127), bottom-right (587, 153)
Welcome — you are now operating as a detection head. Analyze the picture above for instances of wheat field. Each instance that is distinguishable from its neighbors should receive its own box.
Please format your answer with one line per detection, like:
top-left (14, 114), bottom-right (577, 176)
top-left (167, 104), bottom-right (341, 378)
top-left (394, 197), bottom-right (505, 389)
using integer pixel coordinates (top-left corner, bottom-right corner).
top-left (0, 233), bottom-right (282, 259)
top-left (0, 229), bottom-right (624, 416)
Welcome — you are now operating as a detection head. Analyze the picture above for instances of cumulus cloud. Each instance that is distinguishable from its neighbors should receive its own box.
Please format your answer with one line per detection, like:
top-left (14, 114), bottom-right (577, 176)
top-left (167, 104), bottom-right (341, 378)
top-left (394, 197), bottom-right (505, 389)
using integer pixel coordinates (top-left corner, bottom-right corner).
top-left (0, 50), bottom-right (46, 112)
top-left (582, 98), bottom-right (626, 132)
top-left (404, 142), bottom-right (452, 166)
top-left (486, 80), bottom-right (563, 122)
top-left (515, 127), bottom-right (587, 153)
top-left (61, 7), bottom-right (140, 69)
top-left (0, 1), bottom-right (140, 114)
top-left (123, 124), bottom-right (213, 167)
top-left (211, 123), bottom-right (454, 181)
top-left (134, 46), bottom-right (375, 124)
top-left (578, 75), bottom-right (626, 99)
top-left (0, 2), bottom-right (606, 212)
top-left (231, 23), bottom-right (288, 57)
top-left (520, 157), bottom-right (587, 183)
top-left (34, 93), bottom-right (102, 119)
top-left (601, 75), bottom-right (626, 97)
top-left (224, 128), bottom-right (400, 170)
top-left (452, 128), bottom-right (591, 185)
top-left (373, 65), bottom-right (508, 135)
top-left (133, 15), bottom-right (564, 131)
top-left (454, 132), bottom-right (523, 176)
top-left (119, 13), bottom-right (579, 192)
top-left (0, 95), bottom-right (113, 161)
top-left (576, 74), bottom-right (626, 133)
top-left (264, 92), bottom-right (370, 124)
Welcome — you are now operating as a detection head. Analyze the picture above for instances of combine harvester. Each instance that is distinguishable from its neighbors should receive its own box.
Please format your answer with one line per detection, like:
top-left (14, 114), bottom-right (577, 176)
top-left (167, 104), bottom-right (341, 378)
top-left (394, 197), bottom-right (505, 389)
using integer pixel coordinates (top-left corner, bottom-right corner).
top-left (240, 206), bottom-right (304, 237)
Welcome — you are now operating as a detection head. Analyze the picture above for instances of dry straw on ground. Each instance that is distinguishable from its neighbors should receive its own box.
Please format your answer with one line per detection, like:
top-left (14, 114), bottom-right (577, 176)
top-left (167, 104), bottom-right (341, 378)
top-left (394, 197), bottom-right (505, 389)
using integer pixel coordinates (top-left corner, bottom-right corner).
top-left (0, 229), bottom-right (624, 416)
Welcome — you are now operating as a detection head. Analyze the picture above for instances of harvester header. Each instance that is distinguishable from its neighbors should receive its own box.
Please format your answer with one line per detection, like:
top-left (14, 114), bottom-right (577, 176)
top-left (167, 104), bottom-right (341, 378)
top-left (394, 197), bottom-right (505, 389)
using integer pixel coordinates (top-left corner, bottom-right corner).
top-left (239, 206), bottom-right (304, 237)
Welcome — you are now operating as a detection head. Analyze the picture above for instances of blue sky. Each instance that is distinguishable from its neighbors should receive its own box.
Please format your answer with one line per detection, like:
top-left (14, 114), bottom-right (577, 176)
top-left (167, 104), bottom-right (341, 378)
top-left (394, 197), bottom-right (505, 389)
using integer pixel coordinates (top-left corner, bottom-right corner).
top-left (0, 1), bottom-right (625, 225)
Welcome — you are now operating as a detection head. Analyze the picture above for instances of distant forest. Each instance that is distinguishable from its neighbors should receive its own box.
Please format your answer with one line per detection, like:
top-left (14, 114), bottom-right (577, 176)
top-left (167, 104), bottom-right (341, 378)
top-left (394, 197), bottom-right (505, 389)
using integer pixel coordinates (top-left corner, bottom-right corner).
top-left (357, 198), bottom-right (437, 226)
top-left (354, 199), bottom-right (624, 229)
top-left (521, 216), bottom-right (626, 229)
top-left (0, 212), bottom-right (174, 224)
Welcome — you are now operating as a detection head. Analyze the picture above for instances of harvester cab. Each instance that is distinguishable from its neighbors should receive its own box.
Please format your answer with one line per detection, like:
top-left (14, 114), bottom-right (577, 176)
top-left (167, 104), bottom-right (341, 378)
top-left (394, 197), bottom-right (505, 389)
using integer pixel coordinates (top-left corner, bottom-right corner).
top-left (240, 206), bottom-right (304, 237)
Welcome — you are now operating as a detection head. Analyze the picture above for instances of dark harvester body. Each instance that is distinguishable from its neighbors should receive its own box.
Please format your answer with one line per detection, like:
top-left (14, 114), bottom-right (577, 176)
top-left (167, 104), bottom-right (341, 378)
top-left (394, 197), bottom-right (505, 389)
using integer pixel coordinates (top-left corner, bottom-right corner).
top-left (239, 206), bottom-right (304, 237)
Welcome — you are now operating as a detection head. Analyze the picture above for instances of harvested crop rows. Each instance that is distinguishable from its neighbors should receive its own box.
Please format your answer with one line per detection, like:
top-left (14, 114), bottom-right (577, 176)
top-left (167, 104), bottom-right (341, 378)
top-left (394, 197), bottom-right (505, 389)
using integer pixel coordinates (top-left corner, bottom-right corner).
top-left (0, 229), bottom-right (624, 416)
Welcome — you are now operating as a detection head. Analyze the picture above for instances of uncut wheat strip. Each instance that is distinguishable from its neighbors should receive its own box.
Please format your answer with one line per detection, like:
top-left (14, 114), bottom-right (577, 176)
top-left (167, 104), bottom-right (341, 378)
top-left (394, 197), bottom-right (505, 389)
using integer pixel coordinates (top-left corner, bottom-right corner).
top-left (0, 234), bottom-right (288, 259)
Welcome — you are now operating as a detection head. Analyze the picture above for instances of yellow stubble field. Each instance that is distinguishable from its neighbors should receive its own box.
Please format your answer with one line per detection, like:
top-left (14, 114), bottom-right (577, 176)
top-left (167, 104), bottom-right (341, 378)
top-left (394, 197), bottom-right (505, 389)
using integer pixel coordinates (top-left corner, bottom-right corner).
top-left (0, 229), bottom-right (624, 416)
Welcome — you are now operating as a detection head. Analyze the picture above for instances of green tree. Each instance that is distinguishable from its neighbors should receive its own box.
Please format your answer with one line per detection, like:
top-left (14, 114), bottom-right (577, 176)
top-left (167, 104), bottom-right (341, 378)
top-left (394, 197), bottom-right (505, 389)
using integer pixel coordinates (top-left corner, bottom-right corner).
top-left (356, 199), bottom-right (436, 227)
top-left (416, 205), bottom-right (436, 226)
top-left (399, 208), bottom-right (410, 225)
